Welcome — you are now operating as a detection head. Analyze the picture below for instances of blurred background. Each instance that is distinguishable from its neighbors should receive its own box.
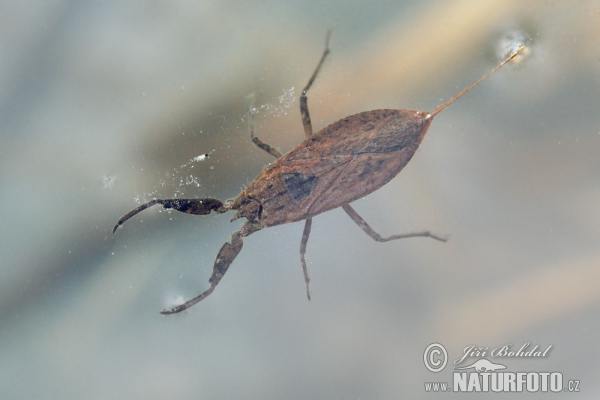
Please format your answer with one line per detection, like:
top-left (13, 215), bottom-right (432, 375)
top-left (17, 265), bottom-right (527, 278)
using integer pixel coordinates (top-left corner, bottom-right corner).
top-left (1, 0), bottom-right (599, 398)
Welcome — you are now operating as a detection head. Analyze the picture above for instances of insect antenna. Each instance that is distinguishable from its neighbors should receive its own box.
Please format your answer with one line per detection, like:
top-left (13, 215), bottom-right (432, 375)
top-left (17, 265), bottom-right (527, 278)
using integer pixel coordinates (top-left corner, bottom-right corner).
top-left (430, 44), bottom-right (524, 118)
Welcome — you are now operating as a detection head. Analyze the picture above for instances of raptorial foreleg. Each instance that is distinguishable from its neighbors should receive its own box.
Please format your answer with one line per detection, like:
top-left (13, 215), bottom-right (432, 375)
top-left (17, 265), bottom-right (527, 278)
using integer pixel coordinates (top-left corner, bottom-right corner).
top-left (113, 198), bottom-right (227, 233)
top-left (160, 220), bottom-right (262, 314)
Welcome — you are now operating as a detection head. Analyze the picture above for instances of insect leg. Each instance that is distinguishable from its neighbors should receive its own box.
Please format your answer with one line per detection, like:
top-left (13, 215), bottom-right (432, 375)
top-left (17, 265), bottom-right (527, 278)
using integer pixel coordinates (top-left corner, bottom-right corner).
top-left (295, 31), bottom-right (331, 300)
top-left (113, 198), bottom-right (228, 233)
top-left (299, 217), bottom-right (313, 300)
top-left (160, 220), bottom-right (262, 314)
top-left (300, 30), bottom-right (331, 138)
top-left (342, 204), bottom-right (447, 243)
top-left (246, 93), bottom-right (282, 159)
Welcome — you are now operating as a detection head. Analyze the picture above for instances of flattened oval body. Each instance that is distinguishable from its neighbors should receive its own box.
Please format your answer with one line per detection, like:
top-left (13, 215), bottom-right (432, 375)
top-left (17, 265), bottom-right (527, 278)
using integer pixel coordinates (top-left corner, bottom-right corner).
top-left (244, 109), bottom-right (432, 227)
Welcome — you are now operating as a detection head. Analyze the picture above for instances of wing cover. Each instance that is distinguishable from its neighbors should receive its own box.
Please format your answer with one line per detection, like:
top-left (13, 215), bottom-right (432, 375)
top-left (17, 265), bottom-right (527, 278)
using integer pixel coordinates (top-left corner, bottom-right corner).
top-left (245, 109), bottom-right (431, 227)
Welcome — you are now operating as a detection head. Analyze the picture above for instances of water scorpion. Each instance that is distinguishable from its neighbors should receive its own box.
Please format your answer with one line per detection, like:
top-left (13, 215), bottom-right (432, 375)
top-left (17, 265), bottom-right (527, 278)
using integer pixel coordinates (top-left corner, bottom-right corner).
top-left (113, 33), bottom-right (525, 314)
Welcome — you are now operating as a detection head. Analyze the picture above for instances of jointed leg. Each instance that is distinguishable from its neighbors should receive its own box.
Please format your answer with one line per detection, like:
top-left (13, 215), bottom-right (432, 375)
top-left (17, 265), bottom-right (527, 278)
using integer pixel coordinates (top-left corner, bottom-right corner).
top-left (113, 198), bottom-right (227, 233)
top-left (299, 217), bottom-right (313, 300)
top-left (160, 220), bottom-right (262, 314)
top-left (246, 93), bottom-right (282, 159)
top-left (300, 30), bottom-right (331, 138)
top-left (342, 204), bottom-right (447, 243)
top-left (294, 32), bottom-right (331, 299)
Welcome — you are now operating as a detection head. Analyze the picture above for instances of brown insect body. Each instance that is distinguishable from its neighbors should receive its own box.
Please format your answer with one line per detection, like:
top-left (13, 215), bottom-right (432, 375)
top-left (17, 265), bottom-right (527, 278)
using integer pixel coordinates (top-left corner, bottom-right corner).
top-left (113, 34), bottom-right (524, 314)
top-left (238, 109), bottom-right (432, 227)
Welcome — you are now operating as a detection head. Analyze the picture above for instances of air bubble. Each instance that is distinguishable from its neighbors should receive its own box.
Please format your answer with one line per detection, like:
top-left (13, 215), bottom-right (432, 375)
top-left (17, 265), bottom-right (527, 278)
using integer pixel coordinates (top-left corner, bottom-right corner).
top-left (103, 175), bottom-right (116, 189)
top-left (247, 87), bottom-right (297, 118)
top-left (497, 31), bottom-right (531, 65)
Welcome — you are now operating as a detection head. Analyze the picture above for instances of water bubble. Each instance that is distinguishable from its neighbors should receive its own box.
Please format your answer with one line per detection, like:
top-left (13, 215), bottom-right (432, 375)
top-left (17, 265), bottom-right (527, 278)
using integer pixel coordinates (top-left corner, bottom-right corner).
top-left (103, 175), bottom-right (116, 189)
top-left (497, 30), bottom-right (531, 65)
top-left (247, 87), bottom-right (297, 118)
top-left (179, 150), bottom-right (214, 168)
